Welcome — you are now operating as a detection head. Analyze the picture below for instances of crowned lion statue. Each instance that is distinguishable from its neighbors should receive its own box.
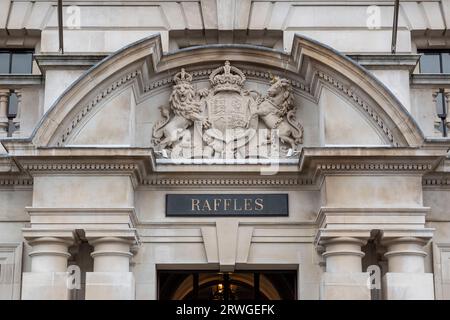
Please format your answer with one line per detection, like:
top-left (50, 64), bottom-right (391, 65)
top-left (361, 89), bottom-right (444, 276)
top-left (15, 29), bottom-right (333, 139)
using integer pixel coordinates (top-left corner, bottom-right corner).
top-left (152, 69), bottom-right (209, 152)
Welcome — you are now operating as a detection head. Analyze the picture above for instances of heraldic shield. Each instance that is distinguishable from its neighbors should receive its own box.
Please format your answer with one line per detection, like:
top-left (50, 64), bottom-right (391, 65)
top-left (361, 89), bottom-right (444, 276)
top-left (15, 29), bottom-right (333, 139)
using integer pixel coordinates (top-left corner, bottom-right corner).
top-left (201, 61), bottom-right (259, 159)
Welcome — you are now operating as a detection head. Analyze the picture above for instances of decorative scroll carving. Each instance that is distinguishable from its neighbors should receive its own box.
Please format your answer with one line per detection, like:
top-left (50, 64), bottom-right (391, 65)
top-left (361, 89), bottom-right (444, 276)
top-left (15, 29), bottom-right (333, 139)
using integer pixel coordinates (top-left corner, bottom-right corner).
top-left (151, 61), bottom-right (304, 160)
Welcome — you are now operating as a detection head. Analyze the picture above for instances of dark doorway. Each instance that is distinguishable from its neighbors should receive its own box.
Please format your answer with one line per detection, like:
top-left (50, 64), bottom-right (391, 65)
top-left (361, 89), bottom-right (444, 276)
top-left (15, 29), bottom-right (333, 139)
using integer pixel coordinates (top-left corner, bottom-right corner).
top-left (158, 270), bottom-right (297, 300)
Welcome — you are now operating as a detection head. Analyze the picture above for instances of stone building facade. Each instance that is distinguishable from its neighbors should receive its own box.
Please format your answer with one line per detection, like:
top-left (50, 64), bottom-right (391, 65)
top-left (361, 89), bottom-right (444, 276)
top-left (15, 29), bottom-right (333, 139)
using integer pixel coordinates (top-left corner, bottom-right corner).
top-left (0, 0), bottom-right (449, 300)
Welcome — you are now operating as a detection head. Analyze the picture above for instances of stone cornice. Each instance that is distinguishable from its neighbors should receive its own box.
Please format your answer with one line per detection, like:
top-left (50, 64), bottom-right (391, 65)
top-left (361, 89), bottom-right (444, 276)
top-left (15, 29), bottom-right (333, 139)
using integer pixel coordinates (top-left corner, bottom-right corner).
top-left (423, 174), bottom-right (450, 189)
top-left (316, 206), bottom-right (430, 229)
top-left (0, 74), bottom-right (43, 88)
top-left (314, 162), bottom-right (433, 173)
top-left (422, 138), bottom-right (450, 149)
top-left (299, 147), bottom-right (444, 177)
top-left (348, 54), bottom-right (420, 72)
top-left (0, 139), bottom-right (36, 154)
top-left (0, 177), bottom-right (32, 187)
top-left (142, 176), bottom-right (314, 187)
top-left (27, 206), bottom-right (139, 229)
top-left (0, 157), bottom-right (20, 173)
top-left (411, 74), bottom-right (450, 88)
top-left (34, 54), bottom-right (107, 73)
top-left (19, 159), bottom-right (149, 188)
top-left (25, 207), bottom-right (140, 244)
top-left (11, 150), bottom-right (155, 186)
top-left (0, 147), bottom-right (447, 186)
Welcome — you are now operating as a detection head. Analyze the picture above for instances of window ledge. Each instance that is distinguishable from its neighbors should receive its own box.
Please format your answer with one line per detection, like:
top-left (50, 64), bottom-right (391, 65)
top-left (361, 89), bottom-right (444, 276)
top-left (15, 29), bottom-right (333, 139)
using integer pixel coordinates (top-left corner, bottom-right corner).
top-left (348, 54), bottom-right (420, 72)
top-left (0, 74), bottom-right (43, 88)
top-left (410, 73), bottom-right (450, 87)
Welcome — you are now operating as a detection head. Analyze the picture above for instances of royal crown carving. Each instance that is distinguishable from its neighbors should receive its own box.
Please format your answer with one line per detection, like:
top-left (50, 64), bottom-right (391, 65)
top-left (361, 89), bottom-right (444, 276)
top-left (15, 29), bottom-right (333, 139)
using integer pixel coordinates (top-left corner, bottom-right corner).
top-left (152, 61), bottom-right (304, 160)
top-left (209, 61), bottom-right (246, 93)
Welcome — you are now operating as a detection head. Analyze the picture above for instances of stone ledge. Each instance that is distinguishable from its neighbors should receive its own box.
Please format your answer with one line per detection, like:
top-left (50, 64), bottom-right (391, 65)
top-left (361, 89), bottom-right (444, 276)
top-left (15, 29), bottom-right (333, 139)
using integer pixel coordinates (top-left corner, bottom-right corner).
top-left (0, 74), bottom-right (43, 88)
top-left (348, 54), bottom-right (420, 72)
top-left (411, 74), bottom-right (450, 87)
top-left (35, 54), bottom-right (107, 73)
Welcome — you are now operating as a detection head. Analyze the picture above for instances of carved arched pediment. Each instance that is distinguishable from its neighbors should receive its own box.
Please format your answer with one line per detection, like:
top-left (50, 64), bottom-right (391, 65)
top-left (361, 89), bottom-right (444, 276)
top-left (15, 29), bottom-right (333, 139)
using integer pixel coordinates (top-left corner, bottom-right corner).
top-left (29, 34), bottom-right (424, 161)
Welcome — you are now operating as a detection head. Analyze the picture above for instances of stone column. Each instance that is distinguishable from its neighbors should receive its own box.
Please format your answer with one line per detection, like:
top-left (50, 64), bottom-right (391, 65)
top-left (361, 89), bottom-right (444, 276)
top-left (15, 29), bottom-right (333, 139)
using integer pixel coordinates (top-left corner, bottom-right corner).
top-left (22, 235), bottom-right (74, 300)
top-left (382, 236), bottom-right (434, 299)
top-left (85, 236), bottom-right (135, 300)
top-left (0, 89), bottom-right (9, 136)
top-left (319, 236), bottom-right (370, 300)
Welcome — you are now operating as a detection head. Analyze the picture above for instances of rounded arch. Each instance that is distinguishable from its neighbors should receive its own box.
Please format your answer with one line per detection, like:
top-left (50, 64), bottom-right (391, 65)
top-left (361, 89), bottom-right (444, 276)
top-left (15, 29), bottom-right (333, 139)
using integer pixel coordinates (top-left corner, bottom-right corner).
top-left (30, 34), bottom-right (424, 148)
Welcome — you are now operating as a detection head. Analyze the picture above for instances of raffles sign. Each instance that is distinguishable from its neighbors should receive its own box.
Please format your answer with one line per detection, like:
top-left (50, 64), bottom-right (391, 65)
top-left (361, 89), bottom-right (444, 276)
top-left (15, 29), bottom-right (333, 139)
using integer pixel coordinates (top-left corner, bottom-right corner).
top-left (166, 194), bottom-right (288, 217)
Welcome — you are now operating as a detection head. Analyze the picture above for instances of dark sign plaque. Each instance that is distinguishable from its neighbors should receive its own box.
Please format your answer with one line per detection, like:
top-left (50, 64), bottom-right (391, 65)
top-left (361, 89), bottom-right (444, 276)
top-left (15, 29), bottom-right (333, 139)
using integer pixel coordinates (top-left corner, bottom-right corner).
top-left (166, 194), bottom-right (288, 217)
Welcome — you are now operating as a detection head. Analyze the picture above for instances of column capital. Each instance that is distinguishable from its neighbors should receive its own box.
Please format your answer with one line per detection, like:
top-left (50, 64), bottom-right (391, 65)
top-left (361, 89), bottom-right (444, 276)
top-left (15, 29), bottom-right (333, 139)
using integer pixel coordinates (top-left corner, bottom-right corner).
top-left (28, 237), bottom-right (75, 246)
top-left (381, 233), bottom-right (435, 299)
top-left (315, 229), bottom-right (371, 248)
top-left (320, 236), bottom-right (368, 246)
top-left (380, 230), bottom-right (433, 254)
top-left (318, 235), bottom-right (371, 299)
top-left (24, 235), bottom-right (75, 273)
top-left (28, 238), bottom-right (73, 262)
top-left (22, 228), bottom-right (76, 243)
top-left (85, 235), bottom-right (136, 299)
top-left (87, 235), bottom-right (136, 273)
top-left (84, 229), bottom-right (139, 245)
top-left (382, 235), bottom-right (431, 274)
top-left (381, 228), bottom-right (434, 243)
top-left (0, 89), bottom-right (10, 97)
top-left (89, 236), bottom-right (134, 260)
top-left (321, 237), bottom-right (367, 259)
top-left (381, 236), bottom-right (430, 248)
top-left (88, 236), bottom-right (135, 246)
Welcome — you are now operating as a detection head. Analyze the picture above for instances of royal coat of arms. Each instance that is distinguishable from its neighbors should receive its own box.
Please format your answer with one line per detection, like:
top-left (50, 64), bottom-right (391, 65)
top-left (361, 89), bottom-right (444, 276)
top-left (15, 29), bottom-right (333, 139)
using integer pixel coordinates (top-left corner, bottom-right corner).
top-left (152, 61), bottom-right (303, 160)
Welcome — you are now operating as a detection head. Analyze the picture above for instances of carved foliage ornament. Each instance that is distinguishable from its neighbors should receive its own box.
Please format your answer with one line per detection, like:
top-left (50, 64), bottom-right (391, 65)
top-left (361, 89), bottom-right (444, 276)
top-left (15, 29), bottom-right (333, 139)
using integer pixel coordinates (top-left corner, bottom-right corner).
top-left (152, 61), bottom-right (304, 160)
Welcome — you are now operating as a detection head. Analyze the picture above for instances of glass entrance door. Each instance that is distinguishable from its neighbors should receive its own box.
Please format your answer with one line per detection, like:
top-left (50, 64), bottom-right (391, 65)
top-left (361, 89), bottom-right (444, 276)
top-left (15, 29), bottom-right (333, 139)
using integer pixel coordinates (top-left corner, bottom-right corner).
top-left (158, 271), bottom-right (297, 300)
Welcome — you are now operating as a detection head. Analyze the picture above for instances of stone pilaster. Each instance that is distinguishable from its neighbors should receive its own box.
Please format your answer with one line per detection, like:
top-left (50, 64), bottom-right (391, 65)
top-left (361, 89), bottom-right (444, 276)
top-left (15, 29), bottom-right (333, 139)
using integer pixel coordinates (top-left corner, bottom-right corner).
top-left (0, 89), bottom-right (9, 137)
top-left (21, 233), bottom-right (75, 300)
top-left (317, 233), bottom-right (371, 300)
top-left (12, 90), bottom-right (21, 135)
top-left (85, 236), bottom-right (136, 300)
top-left (382, 233), bottom-right (434, 300)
